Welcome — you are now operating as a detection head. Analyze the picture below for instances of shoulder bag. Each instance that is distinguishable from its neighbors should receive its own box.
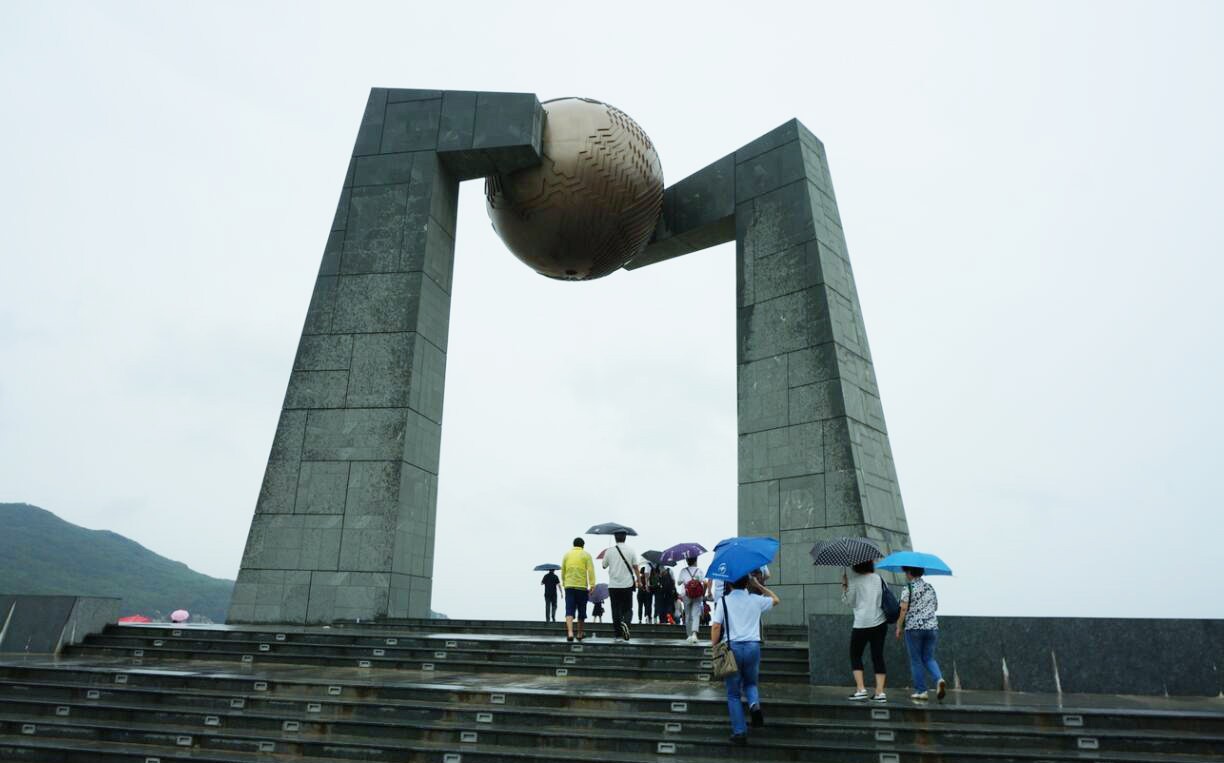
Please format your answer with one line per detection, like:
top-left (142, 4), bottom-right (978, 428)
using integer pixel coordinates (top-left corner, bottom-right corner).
top-left (880, 575), bottom-right (901, 624)
top-left (710, 595), bottom-right (740, 679)
top-left (614, 546), bottom-right (637, 590)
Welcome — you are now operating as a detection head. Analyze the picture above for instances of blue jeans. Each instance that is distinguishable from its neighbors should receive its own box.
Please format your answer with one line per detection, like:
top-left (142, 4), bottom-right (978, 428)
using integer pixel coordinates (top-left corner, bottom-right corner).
top-left (904, 628), bottom-right (943, 692)
top-left (723, 641), bottom-right (761, 735)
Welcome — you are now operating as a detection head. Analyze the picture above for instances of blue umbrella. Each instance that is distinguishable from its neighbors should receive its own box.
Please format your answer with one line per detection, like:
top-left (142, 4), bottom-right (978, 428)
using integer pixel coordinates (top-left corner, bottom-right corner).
top-left (588, 583), bottom-right (610, 603)
top-left (660, 542), bottom-right (707, 565)
top-left (876, 551), bottom-right (953, 576)
top-left (707, 536), bottom-right (779, 582)
top-left (533, 563), bottom-right (561, 571)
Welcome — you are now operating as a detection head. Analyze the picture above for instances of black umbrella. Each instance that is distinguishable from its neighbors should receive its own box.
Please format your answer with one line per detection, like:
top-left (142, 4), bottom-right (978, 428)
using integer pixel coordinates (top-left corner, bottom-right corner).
top-left (587, 522), bottom-right (638, 536)
top-left (810, 537), bottom-right (883, 567)
top-left (533, 563), bottom-right (561, 571)
top-left (642, 550), bottom-right (663, 564)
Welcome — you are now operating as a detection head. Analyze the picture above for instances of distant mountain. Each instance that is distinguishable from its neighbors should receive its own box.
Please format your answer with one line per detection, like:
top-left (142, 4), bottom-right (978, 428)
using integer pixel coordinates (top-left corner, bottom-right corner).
top-left (0, 503), bottom-right (447, 623)
top-left (0, 502), bottom-right (234, 622)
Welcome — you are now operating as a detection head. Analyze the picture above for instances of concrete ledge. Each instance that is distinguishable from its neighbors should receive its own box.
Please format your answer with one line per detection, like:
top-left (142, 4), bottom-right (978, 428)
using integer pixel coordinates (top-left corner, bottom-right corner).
top-left (0, 595), bottom-right (119, 654)
top-left (808, 613), bottom-right (1224, 697)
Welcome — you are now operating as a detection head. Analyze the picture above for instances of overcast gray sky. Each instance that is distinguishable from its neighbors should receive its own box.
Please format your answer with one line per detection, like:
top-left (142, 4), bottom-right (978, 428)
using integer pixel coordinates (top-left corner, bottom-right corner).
top-left (2, 1), bottom-right (1221, 621)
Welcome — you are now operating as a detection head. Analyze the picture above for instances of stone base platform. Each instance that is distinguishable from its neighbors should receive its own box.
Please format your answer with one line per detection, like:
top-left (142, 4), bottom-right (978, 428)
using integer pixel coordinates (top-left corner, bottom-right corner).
top-left (0, 620), bottom-right (1219, 761)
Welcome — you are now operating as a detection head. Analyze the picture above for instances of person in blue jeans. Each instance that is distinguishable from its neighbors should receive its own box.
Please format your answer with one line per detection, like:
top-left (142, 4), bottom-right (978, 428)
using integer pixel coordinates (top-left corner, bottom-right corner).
top-left (895, 565), bottom-right (946, 701)
top-left (710, 574), bottom-right (781, 744)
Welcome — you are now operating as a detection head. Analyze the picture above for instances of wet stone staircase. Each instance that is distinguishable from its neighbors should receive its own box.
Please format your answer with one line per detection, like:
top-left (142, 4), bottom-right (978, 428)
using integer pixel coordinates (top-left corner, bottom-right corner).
top-left (0, 618), bottom-right (1220, 762)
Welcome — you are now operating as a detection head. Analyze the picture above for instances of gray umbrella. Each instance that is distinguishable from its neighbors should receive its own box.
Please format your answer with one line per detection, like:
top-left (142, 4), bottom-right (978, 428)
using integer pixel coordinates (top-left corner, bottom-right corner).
top-left (586, 522), bottom-right (638, 536)
top-left (810, 537), bottom-right (883, 567)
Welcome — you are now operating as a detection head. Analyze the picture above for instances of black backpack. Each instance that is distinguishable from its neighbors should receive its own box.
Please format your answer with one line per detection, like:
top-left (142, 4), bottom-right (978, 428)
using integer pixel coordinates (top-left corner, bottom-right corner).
top-left (879, 576), bottom-right (901, 624)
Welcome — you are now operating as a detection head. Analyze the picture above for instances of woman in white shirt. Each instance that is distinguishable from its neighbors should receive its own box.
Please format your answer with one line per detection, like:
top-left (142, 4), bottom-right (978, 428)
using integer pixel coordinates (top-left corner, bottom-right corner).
top-left (676, 557), bottom-right (708, 643)
top-left (710, 575), bottom-right (780, 744)
top-left (841, 560), bottom-right (888, 702)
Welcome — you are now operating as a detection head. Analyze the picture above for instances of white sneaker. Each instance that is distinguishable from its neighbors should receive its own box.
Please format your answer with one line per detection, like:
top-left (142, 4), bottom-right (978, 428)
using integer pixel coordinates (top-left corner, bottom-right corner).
top-left (911, 691), bottom-right (929, 700)
top-left (848, 690), bottom-right (870, 701)
top-left (686, 634), bottom-right (699, 644)
top-left (870, 693), bottom-right (887, 703)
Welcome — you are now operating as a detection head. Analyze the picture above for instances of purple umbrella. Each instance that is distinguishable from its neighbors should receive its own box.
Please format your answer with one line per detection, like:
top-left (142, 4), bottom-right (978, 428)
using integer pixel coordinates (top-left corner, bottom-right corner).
top-left (660, 542), bottom-right (707, 565)
top-left (588, 583), bottom-right (609, 603)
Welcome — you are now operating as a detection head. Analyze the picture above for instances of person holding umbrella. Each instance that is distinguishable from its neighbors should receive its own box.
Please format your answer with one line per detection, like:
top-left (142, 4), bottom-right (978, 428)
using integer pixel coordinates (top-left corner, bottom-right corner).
top-left (662, 542), bottom-right (709, 642)
top-left (535, 563), bottom-right (562, 623)
top-left (878, 551), bottom-right (953, 702)
top-left (600, 530), bottom-right (642, 641)
top-left (561, 538), bottom-right (596, 642)
top-left (812, 537), bottom-right (889, 703)
top-left (841, 560), bottom-right (888, 702)
top-left (707, 536), bottom-right (781, 745)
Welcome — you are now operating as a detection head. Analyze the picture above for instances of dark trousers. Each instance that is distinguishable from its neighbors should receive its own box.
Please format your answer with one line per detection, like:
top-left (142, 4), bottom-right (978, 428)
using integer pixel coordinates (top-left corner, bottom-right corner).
top-left (637, 589), bottom-right (653, 621)
top-left (544, 593), bottom-right (557, 622)
top-left (610, 587), bottom-right (634, 629)
top-left (850, 622), bottom-right (887, 674)
top-left (654, 590), bottom-right (674, 623)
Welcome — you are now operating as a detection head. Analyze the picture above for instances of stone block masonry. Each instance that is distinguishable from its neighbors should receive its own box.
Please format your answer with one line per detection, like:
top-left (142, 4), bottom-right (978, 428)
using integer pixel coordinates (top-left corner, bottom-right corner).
top-left (632, 119), bottom-right (912, 626)
top-left (229, 89), bottom-right (544, 624)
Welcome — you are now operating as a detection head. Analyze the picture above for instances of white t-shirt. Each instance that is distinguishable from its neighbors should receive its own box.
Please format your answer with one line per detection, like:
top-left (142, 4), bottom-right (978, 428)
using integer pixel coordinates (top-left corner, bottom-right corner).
top-left (711, 589), bottom-right (773, 642)
top-left (601, 543), bottom-right (641, 588)
top-left (842, 571), bottom-right (885, 628)
top-left (677, 565), bottom-right (705, 601)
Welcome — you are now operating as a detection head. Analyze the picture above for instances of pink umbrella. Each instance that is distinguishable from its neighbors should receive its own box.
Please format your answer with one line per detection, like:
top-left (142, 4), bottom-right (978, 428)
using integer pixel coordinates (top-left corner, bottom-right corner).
top-left (170, 609), bottom-right (190, 623)
top-left (596, 548), bottom-right (607, 560)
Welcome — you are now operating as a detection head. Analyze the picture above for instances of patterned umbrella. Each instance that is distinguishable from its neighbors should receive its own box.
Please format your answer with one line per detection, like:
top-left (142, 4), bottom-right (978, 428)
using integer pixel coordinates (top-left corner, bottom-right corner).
top-left (660, 542), bottom-right (707, 565)
top-left (586, 522), bottom-right (637, 536)
top-left (809, 537), bottom-right (883, 567)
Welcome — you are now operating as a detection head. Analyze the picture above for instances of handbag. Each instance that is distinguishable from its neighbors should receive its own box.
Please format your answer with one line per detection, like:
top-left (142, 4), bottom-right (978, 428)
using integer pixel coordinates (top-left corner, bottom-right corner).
top-left (710, 595), bottom-right (739, 679)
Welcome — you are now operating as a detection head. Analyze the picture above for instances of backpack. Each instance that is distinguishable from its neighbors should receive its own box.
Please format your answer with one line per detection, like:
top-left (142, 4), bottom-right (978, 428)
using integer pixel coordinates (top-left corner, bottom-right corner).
top-left (879, 576), bottom-right (900, 624)
top-left (682, 569), bottom-right (704, 599)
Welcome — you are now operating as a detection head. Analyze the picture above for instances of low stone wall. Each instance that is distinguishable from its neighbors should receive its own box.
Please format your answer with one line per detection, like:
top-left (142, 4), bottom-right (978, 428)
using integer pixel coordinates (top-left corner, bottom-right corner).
top-left (807, 613), bottom-right (1224, 697)
top-left (0, 595), bottom-right (119, 654)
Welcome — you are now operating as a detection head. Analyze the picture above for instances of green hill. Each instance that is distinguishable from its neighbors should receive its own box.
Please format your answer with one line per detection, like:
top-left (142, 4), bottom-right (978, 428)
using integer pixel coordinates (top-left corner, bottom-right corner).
top-left (0, 502), bottom-right (233, 622)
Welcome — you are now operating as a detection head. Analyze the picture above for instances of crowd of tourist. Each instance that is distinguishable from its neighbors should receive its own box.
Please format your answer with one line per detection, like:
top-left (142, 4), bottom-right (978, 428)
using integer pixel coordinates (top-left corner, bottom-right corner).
top-left (541, 533), bottom-right (947, 746)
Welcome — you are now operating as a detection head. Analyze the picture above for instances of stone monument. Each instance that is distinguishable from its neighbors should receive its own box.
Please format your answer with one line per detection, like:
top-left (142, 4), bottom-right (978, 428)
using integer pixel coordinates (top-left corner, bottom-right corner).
top-left (229, 88), bottom-right (910, 626)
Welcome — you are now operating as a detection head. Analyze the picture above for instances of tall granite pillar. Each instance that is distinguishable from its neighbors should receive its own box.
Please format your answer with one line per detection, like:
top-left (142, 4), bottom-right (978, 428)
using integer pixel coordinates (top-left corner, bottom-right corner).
top-left (229, 88), bottom-right (543, 624)
top-left (630, 120), bottom-right (911, 626)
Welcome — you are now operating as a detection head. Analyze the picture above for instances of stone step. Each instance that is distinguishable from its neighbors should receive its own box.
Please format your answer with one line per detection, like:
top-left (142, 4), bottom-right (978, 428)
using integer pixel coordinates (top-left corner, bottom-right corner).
top-left (2, 660), bottom-right (1221, 737)
top-left (96, 628), bottom-right (808, 661)
top-left (356, 617), bottom-right (810, 641)
top-left (81, 637), bottom-right (808, 676)
top-left (65, 643), bottom-right (811, 684)
top-left (2, 713), bottom-right (1218, 763)
top-left (1, 686), bottom-right (1219, 758)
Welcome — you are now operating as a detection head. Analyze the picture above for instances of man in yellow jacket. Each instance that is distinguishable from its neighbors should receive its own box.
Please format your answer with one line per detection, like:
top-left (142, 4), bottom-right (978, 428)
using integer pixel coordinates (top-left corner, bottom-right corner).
top-left (561, 537), bottom-right (596, 642)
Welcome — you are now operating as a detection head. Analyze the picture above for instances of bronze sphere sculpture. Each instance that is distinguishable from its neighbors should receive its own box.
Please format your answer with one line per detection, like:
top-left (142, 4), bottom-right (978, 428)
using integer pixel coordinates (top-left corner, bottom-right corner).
top-left (486, 97), bottom-right (664, 280)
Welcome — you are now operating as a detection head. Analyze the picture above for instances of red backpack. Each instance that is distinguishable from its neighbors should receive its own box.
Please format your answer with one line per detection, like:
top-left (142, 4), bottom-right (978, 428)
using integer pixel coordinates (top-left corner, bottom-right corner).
top-left (682, 569), bottom-right (704, 599)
